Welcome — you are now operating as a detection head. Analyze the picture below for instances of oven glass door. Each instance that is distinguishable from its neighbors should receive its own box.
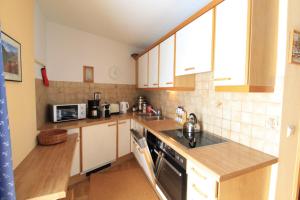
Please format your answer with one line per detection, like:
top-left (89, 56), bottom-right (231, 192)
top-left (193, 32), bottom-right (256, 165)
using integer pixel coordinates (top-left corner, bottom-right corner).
top-left (56, 105), bottom-right (78, 121)
top-left (156, 153), bottom-right (187, 200)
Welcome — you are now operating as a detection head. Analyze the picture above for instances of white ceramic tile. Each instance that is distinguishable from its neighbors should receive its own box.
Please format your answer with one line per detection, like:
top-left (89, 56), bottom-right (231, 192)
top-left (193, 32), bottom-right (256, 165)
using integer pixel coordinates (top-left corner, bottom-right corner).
top-left (222, 109), bottom-right (232, 120)
top-left (240, 134), bottom-right (251, 147)
top-left (241, 112), bottom-right (252, 124)
top-left (251, 114), bottom-right (266, 127)
top-left (252, 102), bottom-right (267, 114)
top-left (222, 119), bottom-right (231, 130)
top-left (231, 111), bottom-right (241, 122)
top-left (240, 123), bottom-right (252, 136)
top-left (242, 101), bottom-right (253, 113)
top-left (231, 121), bottom-right (241, 133)
top-left (230, 131), bottom-right (240, 142)
top-left (231, 101), bottom-right (242, 112)
top-left (252, 126), bottom-right (266, 140)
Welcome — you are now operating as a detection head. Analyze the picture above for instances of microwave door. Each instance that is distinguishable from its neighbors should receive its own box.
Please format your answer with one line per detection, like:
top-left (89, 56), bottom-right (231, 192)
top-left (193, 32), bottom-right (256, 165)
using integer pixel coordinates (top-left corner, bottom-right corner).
top-left (57, 105), bottom-right (78, 121)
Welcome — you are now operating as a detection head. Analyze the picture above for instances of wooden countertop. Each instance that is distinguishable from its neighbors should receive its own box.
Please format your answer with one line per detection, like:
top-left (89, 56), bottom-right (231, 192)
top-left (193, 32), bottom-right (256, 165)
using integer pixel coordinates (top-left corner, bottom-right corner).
top-left (38, 113), bottom-right (278, 182)
top-left (14, 134), bottom-right (78, 200)
top-left (39, 114), bottom-right (132, 131)
top-left (134, 119), bottom-right (278, 182)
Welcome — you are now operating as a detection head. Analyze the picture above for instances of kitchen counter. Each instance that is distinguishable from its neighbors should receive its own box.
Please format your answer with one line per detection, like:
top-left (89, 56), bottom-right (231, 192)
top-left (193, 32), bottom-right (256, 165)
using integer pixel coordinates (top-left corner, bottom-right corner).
top-left (39, 113), bottom-right (132, 131)
top-left (39, 113), bottom-right (277, 182)
top-left (132, 118), bottom-right (278, 182)
top-left (14, 134), bottom-right (78, 200)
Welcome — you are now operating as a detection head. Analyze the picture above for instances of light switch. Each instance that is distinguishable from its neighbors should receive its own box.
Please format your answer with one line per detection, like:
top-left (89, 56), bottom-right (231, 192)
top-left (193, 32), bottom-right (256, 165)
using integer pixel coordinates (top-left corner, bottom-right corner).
top-left (287, 125), bottom-right (295, 137)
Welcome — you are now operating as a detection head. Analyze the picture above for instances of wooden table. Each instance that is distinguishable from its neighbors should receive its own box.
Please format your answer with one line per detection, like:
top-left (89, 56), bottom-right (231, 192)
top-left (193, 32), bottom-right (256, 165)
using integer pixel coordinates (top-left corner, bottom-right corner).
top-left (14, 134), bottom-right (78, 200)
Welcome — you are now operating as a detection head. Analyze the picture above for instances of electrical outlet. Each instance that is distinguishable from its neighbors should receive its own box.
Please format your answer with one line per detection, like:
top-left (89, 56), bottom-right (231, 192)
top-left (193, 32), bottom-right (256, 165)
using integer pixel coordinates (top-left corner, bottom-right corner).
top-left (266, 117), bottom-right (280, 130)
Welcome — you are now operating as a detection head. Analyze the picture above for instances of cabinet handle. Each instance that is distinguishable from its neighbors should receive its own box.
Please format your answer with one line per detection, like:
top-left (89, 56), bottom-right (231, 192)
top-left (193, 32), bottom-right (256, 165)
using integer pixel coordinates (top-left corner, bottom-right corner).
top-left (118, 121), bottom-right (127, 125)
top-left (152, 83), bottom-right (159, 86)
top-left (184, 67), bottom-right (195, 71)
top-left (214, 77), bottom-right (231, 81)
top-left (191, 167), bottom-right (207, 180)
top-left (144, 84), bottom-right (149, 87)
top-left (166, 82), bottom-right (173, 85)
top-left (192, 184), bottom-right (208, 199)
top-left (108, 123), bottom-right (117, 127)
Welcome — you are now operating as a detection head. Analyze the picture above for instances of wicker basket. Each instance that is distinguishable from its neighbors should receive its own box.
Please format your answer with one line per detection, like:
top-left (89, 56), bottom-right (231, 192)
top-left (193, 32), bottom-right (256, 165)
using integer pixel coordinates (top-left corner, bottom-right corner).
top-left (37, 129), bottom-right (67, 146)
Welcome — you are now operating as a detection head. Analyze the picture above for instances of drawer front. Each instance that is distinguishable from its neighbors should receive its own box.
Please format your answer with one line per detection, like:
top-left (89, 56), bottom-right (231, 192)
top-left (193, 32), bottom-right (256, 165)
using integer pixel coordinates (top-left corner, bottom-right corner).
top-left (187, 161), bottom-right (218, 199)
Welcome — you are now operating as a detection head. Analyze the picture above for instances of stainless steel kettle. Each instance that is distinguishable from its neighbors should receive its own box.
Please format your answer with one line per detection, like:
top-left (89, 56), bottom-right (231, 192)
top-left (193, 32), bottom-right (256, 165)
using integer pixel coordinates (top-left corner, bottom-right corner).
top-left (183, 113), bottom-right (200, 140)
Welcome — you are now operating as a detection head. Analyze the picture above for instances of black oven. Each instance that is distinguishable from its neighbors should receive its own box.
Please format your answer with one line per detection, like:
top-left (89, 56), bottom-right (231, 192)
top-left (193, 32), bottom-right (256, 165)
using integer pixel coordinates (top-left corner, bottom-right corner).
top-left (146, 131), bottom-right (187, 200)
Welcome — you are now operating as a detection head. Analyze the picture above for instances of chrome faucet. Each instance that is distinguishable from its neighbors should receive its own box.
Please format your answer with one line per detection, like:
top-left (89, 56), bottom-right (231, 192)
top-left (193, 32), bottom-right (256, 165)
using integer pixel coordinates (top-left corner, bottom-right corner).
top-left (150, 107), bottom-right (162, 116)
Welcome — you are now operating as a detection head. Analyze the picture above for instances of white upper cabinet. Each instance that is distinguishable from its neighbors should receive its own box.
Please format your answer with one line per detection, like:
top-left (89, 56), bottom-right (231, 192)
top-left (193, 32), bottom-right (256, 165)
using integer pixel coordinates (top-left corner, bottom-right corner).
top-left (159, 35), bottom-right (175, 88)
top-left (214, 0), bottom-right (249, 86)
top-left (148, 46), bottom-right (159, 88)
top-left (138, 53), bottom-right (148, 88)
top-left (175, 10), bottom-right (213, 76)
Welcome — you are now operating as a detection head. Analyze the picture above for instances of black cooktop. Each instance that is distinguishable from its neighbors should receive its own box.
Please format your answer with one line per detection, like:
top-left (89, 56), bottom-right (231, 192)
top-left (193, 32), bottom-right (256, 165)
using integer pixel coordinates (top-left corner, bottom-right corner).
top-left (161, 129), bottom-right (227, 148)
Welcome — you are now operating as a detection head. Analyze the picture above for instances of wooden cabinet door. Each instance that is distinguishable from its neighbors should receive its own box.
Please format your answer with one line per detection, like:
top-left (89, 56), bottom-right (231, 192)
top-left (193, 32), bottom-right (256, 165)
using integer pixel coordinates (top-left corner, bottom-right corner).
top-left (214, 0), bottom-right (249, 86)
top-left (82, 122), bottom-right (117, 172)
top-left (118, 119), bottom-right (131, 157)
top-left (148, 46), bottom-right (159, 88)
top-left (67, 128), bottom-right (81, 176)
top-left (176, 10), bottom-right (213, 76)
top-left (159, 35), bottom-right (175, 88)
top-left (138, 53), bottom-right (148, 88)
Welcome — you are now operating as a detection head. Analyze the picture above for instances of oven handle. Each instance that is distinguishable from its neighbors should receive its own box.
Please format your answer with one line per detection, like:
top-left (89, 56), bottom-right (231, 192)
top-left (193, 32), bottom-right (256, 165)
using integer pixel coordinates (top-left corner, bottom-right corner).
top-left (158, 153), bottom-right (182, 177)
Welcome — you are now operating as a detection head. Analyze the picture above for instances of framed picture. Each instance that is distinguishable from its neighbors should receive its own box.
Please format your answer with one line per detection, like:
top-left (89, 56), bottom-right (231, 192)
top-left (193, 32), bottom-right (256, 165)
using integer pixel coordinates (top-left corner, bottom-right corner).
top-left (1, 32), bottom-right (22, 82)
top-left (289, 29), bottom-right (300, 64)
top-left (83, 66), bottom-right (94, 83)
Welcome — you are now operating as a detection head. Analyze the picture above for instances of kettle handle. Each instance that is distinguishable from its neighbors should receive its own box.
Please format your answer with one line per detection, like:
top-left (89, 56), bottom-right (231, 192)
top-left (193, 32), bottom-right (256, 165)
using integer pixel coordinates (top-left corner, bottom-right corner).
top-left (189, 113), bottom-right (197, 124)
top-left (126, 102), bottom-right (129, 109)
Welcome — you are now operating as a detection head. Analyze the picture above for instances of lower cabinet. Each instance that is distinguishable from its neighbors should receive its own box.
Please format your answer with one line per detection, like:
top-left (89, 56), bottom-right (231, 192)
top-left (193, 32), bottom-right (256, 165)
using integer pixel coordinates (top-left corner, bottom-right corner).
top-left (118, 119), bottom-right (131, 157)
top-left (67, 128), bottom-right (81, 176)
top-left (187, 161), bottom-right (218, 200)
top-left (82, 122), bottom-right (117, 172)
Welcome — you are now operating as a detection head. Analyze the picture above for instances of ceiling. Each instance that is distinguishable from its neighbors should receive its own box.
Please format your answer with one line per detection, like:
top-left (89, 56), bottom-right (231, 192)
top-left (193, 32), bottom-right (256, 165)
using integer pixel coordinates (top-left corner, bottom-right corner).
top-left (37, 0), bottom-right (211, 49)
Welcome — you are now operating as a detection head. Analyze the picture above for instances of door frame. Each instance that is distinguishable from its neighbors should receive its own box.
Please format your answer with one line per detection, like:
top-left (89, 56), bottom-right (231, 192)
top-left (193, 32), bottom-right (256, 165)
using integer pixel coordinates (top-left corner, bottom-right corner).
top-left (292, 121), bottom-right (300, 199)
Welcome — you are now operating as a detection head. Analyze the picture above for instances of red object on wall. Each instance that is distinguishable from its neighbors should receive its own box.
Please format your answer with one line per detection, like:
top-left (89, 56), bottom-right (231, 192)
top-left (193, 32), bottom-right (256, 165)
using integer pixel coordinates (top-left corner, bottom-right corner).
top-left (41, 67), bottom-right (49, 87)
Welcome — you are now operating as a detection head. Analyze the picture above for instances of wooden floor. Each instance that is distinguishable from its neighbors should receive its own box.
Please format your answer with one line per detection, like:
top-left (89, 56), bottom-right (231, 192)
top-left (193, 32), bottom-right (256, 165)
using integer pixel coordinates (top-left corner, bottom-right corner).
top-left (67, 155), bottom-right (159, 200)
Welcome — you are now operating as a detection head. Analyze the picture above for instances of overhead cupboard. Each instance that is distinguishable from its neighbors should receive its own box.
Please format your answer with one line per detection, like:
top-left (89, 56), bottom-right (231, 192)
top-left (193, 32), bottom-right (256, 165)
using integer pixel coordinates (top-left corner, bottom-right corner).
top-left (136, 5), bottom-right (213, 90)
top-left (213, 0), bottom-right (278, 92)
top-left (136, 0), bottom-right (278, 93)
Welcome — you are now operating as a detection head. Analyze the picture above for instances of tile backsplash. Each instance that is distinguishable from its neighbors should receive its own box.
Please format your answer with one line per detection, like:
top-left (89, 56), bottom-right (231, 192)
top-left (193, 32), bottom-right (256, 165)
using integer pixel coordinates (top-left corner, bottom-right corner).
top-left (35, 79), bottom-right (138, 129)
top-left (140, 72), bottom-right (283, 156)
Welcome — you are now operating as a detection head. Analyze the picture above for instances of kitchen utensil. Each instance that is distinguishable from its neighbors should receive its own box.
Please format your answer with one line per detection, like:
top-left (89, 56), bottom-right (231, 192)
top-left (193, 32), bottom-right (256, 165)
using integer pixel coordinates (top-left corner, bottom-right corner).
top-left (137, 96), bottom-right (146, 111)
top-left (142, 102), bottom-right (147, 114)
top-left (183, 113), bottom-right (200, 140)
top-left (88, 100), bottom-right (101, 119)
top-left (120, 102), bottom-right (129, 114)
top-left (102, 103), bottom-right (111, 118)
top-left (110, 103), bottom-right (120, 114)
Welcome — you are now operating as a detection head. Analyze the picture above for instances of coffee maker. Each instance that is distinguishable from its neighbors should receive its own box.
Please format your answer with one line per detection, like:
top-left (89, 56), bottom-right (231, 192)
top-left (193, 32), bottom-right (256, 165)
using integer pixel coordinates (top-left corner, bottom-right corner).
top-left (102, 103), bottom-right (111, 118)
top-left (88, 100), bottom-right (101, 119)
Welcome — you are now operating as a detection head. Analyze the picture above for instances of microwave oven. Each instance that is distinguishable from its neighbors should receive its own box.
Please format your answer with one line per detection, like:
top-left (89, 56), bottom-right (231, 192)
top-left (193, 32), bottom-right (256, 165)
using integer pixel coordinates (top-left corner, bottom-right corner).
top-left (50, 103), bottom-right (86, 123)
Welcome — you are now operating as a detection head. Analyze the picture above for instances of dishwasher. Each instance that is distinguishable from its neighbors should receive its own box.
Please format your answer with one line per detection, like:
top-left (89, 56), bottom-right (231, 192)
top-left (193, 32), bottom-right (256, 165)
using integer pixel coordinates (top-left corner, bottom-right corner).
top-left (130, 128), bottom-right (156, 185)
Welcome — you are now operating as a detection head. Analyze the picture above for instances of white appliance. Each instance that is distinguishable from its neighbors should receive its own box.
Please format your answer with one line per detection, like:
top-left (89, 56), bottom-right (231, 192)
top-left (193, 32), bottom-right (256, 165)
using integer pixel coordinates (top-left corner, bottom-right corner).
top-left (50, 103), bottom-right (86, 122)
top-left (120, 102), bottom-right (129, 114)
top-left (109, 103), bottom-right (120, 114)
top-left (130, 128), bottom-right (155, 185)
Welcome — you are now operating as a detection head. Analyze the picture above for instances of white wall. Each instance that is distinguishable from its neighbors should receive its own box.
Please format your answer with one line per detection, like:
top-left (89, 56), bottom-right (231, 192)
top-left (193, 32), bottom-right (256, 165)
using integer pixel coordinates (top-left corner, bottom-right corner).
top-left (46, 22), bottom-right (138, 84)
top-left (34, 1), bottom-right (46, 79)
